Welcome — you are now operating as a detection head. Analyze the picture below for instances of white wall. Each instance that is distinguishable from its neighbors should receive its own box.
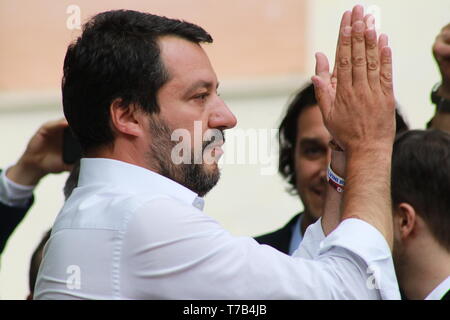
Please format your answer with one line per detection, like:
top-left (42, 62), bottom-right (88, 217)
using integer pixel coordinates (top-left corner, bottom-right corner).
top-left (307, 0), bottom-right (450, 129)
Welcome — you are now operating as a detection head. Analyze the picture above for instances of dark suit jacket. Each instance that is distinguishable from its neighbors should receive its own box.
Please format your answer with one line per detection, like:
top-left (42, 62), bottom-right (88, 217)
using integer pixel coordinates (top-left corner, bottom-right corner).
top-left (0, 169), bottom-right (33, 255)
top-left (254, 213), bottom-right (302, 254)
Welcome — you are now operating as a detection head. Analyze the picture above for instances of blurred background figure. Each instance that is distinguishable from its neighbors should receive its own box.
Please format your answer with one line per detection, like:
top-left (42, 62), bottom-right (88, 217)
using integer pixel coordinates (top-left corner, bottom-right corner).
top-left (428, 23), bottom-right (450, 133)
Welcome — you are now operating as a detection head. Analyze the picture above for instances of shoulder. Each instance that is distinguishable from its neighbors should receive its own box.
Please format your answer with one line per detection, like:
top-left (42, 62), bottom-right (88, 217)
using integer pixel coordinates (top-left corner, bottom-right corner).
top-left (254, 213), bottom-right (301, 254)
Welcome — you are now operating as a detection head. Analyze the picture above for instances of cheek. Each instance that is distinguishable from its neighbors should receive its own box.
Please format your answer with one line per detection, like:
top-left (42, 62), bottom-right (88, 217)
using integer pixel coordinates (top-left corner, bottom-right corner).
top-left (294, 159), bottom-right (316, 191)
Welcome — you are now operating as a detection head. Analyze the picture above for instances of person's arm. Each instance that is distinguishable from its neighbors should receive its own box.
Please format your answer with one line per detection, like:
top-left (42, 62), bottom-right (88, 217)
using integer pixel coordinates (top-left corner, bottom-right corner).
top-left (0, 119), bottom-right (72, 255)
top-left (312, 5), bottom-right (396, 249)
top-left (321, 149), bottom-right (346, 236)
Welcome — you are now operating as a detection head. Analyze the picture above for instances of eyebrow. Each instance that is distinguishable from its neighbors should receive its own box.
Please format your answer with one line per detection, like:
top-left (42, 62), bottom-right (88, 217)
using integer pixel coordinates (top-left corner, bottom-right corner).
top-left (183, 80), bottom-right (219, 98)
top-left (298, 138), bottom-right (328, 148)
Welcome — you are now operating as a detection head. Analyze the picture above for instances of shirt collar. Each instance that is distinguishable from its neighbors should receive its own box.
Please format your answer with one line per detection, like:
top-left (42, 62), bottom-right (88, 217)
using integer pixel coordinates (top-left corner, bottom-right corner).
top-left (425, 276), bottom-right (450, 300)
top-left (288, 214), bottom-right (304, 255)
top-left (78, 158), bottom-right (204, 211)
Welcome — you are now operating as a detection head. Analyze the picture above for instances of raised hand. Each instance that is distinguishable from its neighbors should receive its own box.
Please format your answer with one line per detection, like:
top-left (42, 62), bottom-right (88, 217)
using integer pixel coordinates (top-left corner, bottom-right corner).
top-left (312, 5), bottom-right (396, 152)
top-left (7, 119), bottom-right (73, 186)
top-left (312, 5), bottom-right (397, 249)
top-left (433, 23), bottom-right (450, 99)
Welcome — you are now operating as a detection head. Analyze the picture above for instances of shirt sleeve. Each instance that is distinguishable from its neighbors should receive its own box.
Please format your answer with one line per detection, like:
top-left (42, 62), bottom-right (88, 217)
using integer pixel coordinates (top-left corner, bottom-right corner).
top-left (120, 198), bottom-right (401, 300)
top-left (0, 167), bottom-right (35, 208)
top-left (293, 217), bottom-right (325, 259)
top-left (294, 218), bottom-right (400, 300)
top-left (0, 168), bottom-right (35, 255)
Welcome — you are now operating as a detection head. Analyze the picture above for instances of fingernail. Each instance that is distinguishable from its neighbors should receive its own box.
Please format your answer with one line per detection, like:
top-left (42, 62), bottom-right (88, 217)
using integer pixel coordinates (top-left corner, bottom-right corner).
top-left (343, 26), bottom-right (352, 36)
top-left (354, 20), bottom-right (364, 32)
top-left (367, 15), bottom-right (375, 30)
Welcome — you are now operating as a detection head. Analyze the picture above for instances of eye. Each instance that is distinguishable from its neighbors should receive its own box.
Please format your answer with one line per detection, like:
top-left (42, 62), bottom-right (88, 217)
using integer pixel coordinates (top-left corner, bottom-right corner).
top-left (301, 145), bottom-right (327, 160)
top-left (304, 147), bottom-right (321, 155)
top-left (193, 93), bottom-right (209, 101)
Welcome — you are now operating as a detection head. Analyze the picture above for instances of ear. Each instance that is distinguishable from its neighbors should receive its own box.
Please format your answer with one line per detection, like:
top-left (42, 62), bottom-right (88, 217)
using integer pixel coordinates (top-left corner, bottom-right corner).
top-left (394, 202), bottom-right (417, 241)
top-left (109, 99), bottom-right (144, 137)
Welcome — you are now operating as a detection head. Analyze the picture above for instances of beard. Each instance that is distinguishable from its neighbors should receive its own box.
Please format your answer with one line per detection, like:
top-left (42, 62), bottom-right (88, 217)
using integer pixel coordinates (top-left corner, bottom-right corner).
top-left (147, 116), bottom-right (221, 197)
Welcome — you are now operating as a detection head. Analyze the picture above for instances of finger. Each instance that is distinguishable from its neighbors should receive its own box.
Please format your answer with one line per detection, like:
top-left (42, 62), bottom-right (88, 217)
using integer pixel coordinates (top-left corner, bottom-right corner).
top-left (364, 14), bottom-right (375, 30)
top-left (379, 46), bottom-right (394, 96)
top-left (312, 52), bottom-right (333, 117)
top-left (337, 25), bottom-right (353, 89)
top-left (351, 20), bottom-right (368, 86)
top-left (332, 10), bottom-right (352, 79)
top-left (364, 18), bottom-right (379, 90)
top-left (312, 75), bottom-right (332, 122)
top-left (351, 4), bottom-right (365, 24)
top-left (378, 34), bottom-right (388, 63)
top-left (316, 51), bottom-right (331, 77)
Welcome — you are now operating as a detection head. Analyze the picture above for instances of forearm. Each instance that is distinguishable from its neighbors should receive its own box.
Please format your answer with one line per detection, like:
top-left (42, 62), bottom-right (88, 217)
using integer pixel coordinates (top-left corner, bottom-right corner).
top-left (341, 146), bottom-right (394, 250)
top-left (321, 150), bottom-right (346, 236)
top-left (6, 158), bottom-right (46, 186)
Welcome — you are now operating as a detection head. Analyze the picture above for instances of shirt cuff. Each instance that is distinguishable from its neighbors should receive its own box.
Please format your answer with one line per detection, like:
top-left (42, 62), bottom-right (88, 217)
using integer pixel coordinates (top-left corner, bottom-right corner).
top-left (292, 217), bottom-right (325, 259)
top-left (0, 166), bottom-right (35, 207)
top-left (320, 218), bottom-right (401, 300)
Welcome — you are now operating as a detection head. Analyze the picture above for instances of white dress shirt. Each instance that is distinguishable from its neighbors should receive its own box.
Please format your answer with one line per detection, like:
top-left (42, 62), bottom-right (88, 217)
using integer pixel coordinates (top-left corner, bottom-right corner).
top-left (35, 158), bottom-right (400, 299)
top-left (288, 214), bottom-right (303, 255)
top-left (425, 276), bottom-right (450, 300)
top-left (0, 167), bottom-right (35, 207)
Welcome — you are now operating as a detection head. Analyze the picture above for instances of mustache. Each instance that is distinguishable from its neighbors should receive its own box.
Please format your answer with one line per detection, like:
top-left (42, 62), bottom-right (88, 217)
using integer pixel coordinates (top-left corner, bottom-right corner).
top-left (203, 130), bottom-right (225, 150)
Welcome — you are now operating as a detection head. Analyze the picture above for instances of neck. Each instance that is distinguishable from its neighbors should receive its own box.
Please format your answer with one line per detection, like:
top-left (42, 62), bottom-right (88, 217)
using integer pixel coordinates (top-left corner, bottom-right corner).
top-left (300, 210), bottom-right (317, 236)
top-left (86, 140), bottom-right (159, 173)
top-left (400, 238), bottom-right (450, 300)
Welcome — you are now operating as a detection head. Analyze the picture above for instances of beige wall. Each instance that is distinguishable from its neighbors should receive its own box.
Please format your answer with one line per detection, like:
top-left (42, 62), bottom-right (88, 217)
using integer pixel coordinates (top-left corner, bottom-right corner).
top-left (0, 0), bottom-right (308, 91)
top-left (1, 0), bottom-right (449, 299)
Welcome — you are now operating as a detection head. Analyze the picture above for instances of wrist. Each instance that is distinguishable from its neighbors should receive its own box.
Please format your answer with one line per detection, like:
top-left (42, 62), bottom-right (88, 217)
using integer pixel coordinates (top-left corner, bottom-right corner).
top-left (346, 143), bottom-right (393, 159)
top-left (330, 150), bottom-right (346, 177)
top-left (7, 159), bottom-right (46, 186)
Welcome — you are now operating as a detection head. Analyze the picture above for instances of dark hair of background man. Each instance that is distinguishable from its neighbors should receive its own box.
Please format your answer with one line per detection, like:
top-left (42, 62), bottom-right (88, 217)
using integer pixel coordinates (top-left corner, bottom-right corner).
top-left (391, 129), bottom-right (450, 251)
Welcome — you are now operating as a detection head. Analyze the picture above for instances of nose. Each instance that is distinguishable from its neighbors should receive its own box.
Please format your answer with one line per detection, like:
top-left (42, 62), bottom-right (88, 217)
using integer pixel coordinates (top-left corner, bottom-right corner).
top-left (208, 97), bottom-right (237, 130)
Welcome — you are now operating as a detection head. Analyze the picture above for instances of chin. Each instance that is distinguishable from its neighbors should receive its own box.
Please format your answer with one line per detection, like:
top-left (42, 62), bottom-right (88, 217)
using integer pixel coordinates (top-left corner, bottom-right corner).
top-left (203, 161), bottom-right (219, 174)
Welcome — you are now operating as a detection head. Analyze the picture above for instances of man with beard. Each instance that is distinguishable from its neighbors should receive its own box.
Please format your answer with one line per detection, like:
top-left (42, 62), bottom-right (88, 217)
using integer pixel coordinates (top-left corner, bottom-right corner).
top-left (36, 7), bottom-right (400, 299)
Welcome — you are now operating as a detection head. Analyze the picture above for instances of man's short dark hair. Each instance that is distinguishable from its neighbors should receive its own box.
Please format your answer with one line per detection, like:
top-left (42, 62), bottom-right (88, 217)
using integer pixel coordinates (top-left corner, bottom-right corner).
top-left (391, 129), bottom-right (450, 252)
top-left (278, 82), bottom-right (409, 193)
top-left (62, 10), bottom-right (213, 152)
